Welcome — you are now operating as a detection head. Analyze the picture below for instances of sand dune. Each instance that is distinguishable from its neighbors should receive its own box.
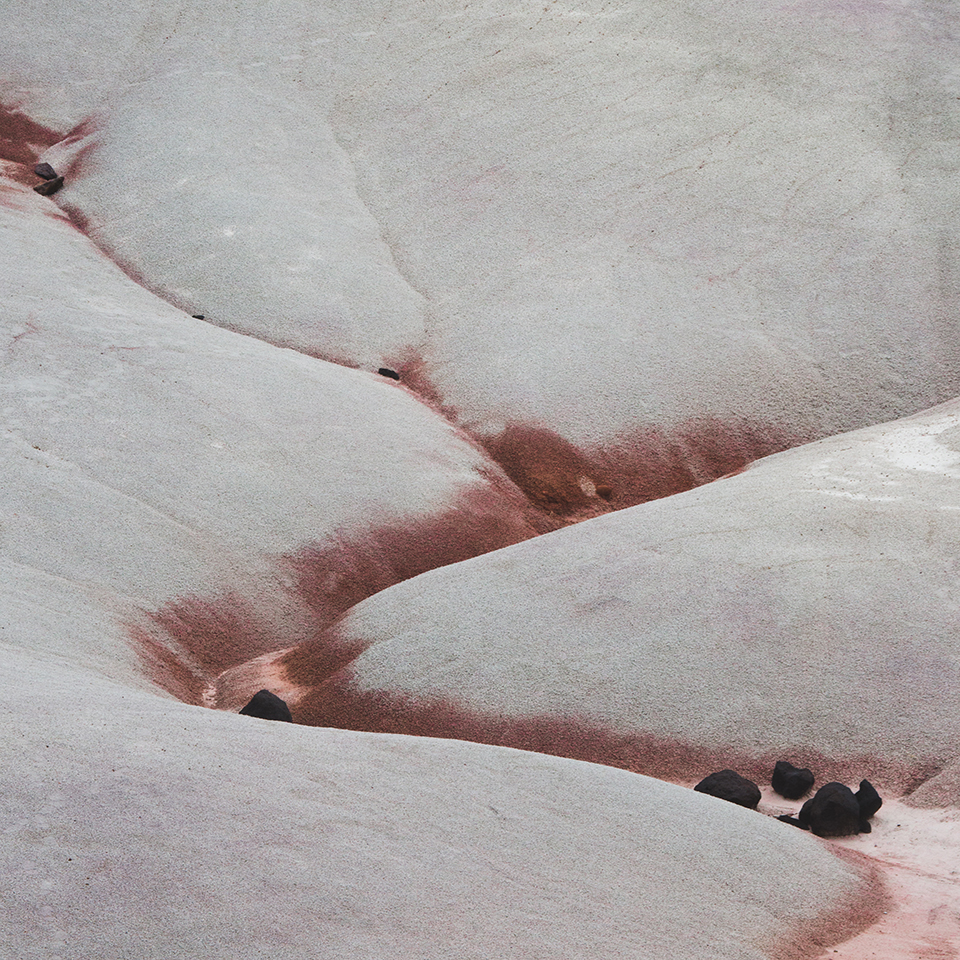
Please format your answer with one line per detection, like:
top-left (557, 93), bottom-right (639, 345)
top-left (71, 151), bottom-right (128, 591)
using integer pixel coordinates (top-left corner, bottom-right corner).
top-left (4, 1), bottom-right (960, 956)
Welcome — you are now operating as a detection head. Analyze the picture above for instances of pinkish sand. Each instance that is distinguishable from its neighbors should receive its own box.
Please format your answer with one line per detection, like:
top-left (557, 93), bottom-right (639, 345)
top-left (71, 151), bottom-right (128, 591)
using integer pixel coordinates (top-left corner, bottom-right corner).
top-left (827, 802), bottom-right (960, 960)
top-left (754, 789), bottom-right (960, 960)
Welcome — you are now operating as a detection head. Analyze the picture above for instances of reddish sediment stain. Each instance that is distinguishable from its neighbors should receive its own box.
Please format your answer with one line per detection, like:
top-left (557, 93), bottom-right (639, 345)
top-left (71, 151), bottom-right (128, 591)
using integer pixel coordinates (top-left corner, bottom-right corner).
top-left (771, 845), bottom-right (889, 960)
top-left (210, 629), bottom-right (894, 956)
top-left (135, 417), bottom-right (809, 708)
top-left (481, 418), bottom-right (803, 517)
top-left (482, 424), bottom-right (614, 516)
top-left (0, 104), bottom-right (62, 168)
top-left (289, 485), bottom-right (542, 629)
top-left (382, 355), bottom-right (804, 517)
top-left (285, 662), bottom-right (942, 799)
top-left (29, 116), bottom-right (193, 301)
top-left (598, 417), bottom-right (801, 505)
top-left (394, 354), bottom-right (459, 421)
top-left (51, 118), bottom-right (98, 180)
top-left (144, 594), bottom-right (297, 679)
top-left (132, 485), bottom-right (541, 697)
top-left (129, 624), bottom-right (207, 705)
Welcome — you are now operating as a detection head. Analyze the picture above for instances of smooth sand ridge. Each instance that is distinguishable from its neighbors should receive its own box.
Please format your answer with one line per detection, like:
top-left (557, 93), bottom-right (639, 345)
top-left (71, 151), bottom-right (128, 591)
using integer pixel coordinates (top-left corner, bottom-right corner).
top-left (0, 158), bottom-right (891, 960)
top-left (5, 0), bottom-right (960, 458)
top-left (0, 168), bottom-right (541, 695)
top-left (3, 2), bottom-right (960, 956)
top-left (1, 640), bottom-right (884, 960)
top-left (251, 398), bottom-right (960, 796)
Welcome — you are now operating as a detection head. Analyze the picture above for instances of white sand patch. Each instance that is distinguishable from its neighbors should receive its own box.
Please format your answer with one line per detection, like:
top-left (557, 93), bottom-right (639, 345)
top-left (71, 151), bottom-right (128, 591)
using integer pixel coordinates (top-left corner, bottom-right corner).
top-left (879, 419), bottom-right (960, 479)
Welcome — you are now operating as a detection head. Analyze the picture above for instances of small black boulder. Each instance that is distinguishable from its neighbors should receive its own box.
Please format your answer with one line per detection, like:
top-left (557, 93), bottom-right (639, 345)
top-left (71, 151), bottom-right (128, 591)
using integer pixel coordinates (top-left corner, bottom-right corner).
top-left (239, 689), bottom-right (292, 722)
top-left (798, 782), bottom-right (863, 837)
top-left (378, 367), bottom-right (400, 380)
top-left (772, 760), bottom-right (815, 800)
top-left (694, 769), bottom-right (762, 809)
top-left (34, 162), bottom-right (58, 180)
top-left (855, 779), bottom-right (882, 819)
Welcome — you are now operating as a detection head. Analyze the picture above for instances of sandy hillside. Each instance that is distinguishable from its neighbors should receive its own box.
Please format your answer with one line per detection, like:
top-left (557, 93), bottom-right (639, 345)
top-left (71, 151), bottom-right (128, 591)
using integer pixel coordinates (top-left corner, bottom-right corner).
top-left (3, 1), bottom-right (960, 957)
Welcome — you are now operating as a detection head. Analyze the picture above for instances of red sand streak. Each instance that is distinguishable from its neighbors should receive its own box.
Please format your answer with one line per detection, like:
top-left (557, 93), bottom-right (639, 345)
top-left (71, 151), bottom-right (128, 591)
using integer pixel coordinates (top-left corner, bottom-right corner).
top-left (0, 104), bottom-right (62, 167)
top-left (132, 486), bottom-right (541, 694)
top-left (600, 417), bottom-right (802, 504)
top-left (128, 625), bottom-right (207, 705)
top-left (289, 486), bottom-right (542, 631)
top-left (145, 595), bottom-right (297, 678)
top-left (288, 665), bottom-right (944, 799)
top-left (482, 418), bottom-right (803, 516)
top-left (53, 118), bottom-right (98, 180)
top-left (771, 846), bottom-right (889, 960)
top-left (391, 356), bottom-right (804, 515)
top-left (285, 669), bottom-right (892, 957)
top-left (482, 424), bottom-right (614, 515)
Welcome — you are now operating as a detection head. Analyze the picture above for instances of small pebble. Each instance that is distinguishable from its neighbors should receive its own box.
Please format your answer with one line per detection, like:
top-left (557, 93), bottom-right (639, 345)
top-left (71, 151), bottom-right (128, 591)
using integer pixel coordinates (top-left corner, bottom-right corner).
top-left (34, 162), bottom-right (58, 180)
top-left (33, 176), bottom-right (64, 196)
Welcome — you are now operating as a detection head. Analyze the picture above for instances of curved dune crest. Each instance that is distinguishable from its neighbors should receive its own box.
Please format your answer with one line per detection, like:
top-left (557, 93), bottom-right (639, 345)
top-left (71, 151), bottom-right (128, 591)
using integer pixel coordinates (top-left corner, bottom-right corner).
top-left (263, 399), bottom-right (960, 795)
top-left (1, 642), bottom-right (882, 960)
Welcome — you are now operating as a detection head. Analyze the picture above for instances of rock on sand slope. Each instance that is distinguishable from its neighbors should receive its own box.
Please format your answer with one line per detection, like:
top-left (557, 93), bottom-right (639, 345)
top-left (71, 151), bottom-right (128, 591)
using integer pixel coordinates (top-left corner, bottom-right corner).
top-left (251, 399), bottom-right (960, 798)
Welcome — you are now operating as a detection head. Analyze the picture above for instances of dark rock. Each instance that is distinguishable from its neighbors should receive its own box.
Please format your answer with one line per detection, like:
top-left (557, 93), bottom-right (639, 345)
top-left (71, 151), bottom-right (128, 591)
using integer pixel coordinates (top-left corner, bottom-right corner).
top-left (798, 782), bottom-right (862, 837)
top-left (34, 161), bottom-right (58, 180)
top-left (378, 367), bottom-right (400, 380)
top-left (777, 814), bottom-right (807, 829)
top-left (33, 175), bottom-right (63, 196)
top-left (772, 760), bottom-right (815, 800)
top-left (238, 689), bottom-right (292, 722)
top-left (694, 769), bottom-right (762, 809)
top-left (855, 779), bottom-right (882, 819)
top-left (192, 314), bottom-right (205, 320)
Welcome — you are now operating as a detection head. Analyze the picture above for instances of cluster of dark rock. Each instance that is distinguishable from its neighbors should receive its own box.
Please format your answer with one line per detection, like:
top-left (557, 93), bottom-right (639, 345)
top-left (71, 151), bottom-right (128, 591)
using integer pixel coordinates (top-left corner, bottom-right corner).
top-left (32, 161), bottom-right (63, 196)
top-left (693, 760), bottom-right (882, 838)
top-left (238, 689), bottom-right (292, 722)
top-left (780, 778), bottom-right (882, 838)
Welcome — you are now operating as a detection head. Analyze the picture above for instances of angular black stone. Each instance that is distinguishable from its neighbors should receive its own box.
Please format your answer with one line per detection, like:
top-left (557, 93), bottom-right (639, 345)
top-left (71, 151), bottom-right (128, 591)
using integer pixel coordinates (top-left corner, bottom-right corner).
top-left (238, 689), bottom-right (292, 722)
top-left (798, 782), bottom-right (862, 837)
top-left (772, 760), bottom-right (815, 800)
top-left (777, 814), bottom-right (807, 829)
top-left (855, 779), bottom-right (882, 819)
top-left (192, 314), bottom-right (205, 320)
top-left (33, 176), bottom-right (64, 196)
top-left (693, 769), bottom-right (762, 809)
top-left (34, 162), bottom-right (58, 180)
top-left (378, 367), bottom-right (400, 380)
